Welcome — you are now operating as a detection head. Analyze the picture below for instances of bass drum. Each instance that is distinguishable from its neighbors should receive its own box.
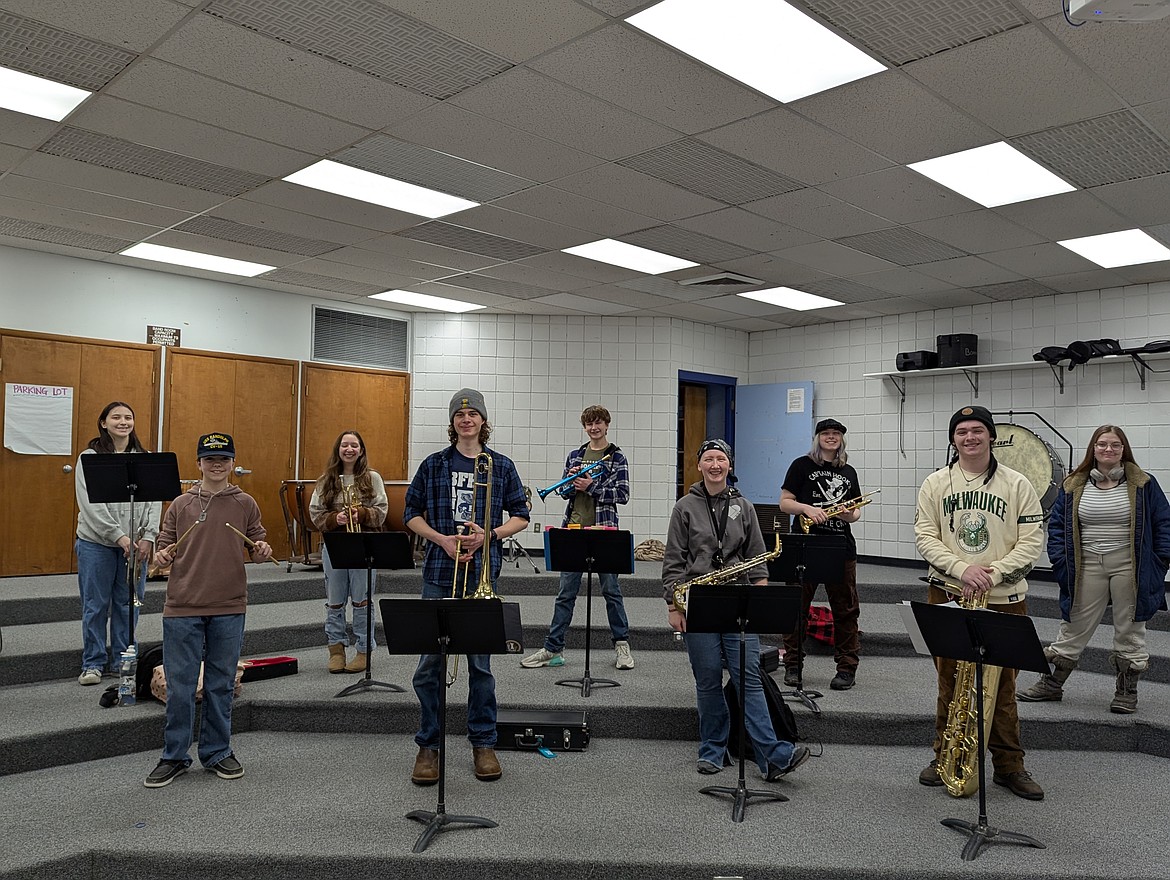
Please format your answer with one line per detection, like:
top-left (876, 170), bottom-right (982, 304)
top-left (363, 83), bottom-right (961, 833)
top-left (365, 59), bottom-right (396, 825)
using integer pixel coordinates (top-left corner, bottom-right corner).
top-left (993, 423), bottom-right (1065, 513)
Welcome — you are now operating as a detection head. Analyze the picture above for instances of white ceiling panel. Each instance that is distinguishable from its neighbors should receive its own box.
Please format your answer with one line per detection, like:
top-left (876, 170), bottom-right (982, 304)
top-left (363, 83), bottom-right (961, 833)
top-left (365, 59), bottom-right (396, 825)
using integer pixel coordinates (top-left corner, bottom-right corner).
top-left (770, 240), bottom-right (897, 275)
top-left (982, 243), bottom-right (1096, 277)
top-left (144, 229), bottom-right (304, 267)
top-left (245, 181), bottom-right (424, 235)
top-left (1035, 268), bottom-right (1132, 293)
top-left (574, 284), bottom-right (678, 311)
top-left (551, 163), bottom-right (723, 222)
top-left (211, 199), bottom-right (379, 247)
top-left (340, 238), bottom-right (500, 274)
top-left (1091, 174), bottom-right (1170, 228)
top-left (489, 185), bottom-right (657, 237)
top-left (529, 24), bottom-right (776, 134)
top-left (0, 174), bottom-right (192, 228)
top-left (516, 251), bottom-right (641, 284)
top-left (0, 143), bottom-right (28, 172)
top-left (1045, 15), bottom-right (1170, 106)
top-left (994, 191), bottom-right (1131, 240)
top-left (713, 253), bottom-right (829, 287)
top-left (907, 210), bottom-right (1046, 253)
top-left (819, 166), bottom-right (975, 224)
top-left (1, 0), bottom-right (193, 51)
top-left (441, 205), bottom-right (593, 250)
top-left (534, 291), bottom-right (637, 315)
top-left (677, 208), bottom-right (822, 254)
top-left (479, 261), bottom-right (596, 292)
top-left (0, 109), bottom-right (56, 149)
top-left (851, 266), bottom-right (956, 296)
top-left (743, 189), bottom-right (894, 239)
top-left (910, 288), bottom-right (994, 308)
top-left (0, 195), bottom-right (160, 241)
top-left (914, 255), bottom-right (1021, 287)
top-left (283, 254), bottom-right (424, 289)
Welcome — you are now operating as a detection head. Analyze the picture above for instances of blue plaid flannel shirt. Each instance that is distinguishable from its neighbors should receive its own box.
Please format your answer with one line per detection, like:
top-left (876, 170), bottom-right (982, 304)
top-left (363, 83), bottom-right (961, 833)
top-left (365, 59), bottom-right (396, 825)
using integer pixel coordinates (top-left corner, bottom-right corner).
top-left (403, 444), bottom-right (531, 586)
top-left (559, 443), bottom-right (630, 528)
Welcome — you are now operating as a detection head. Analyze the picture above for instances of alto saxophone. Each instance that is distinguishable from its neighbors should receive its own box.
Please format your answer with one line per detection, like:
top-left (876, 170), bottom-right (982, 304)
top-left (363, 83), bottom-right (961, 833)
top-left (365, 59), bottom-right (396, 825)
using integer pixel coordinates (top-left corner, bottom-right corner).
top-left (924, 575), bottom-right (1002, 798)
top-left (672, 534), bottom-right (782, 614)
top-left (798, 489), bottom-right (880, 534)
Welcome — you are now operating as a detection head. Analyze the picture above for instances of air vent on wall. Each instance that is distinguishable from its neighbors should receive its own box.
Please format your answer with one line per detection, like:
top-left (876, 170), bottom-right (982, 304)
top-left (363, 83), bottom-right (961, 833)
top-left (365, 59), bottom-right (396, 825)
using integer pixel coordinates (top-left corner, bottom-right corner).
top-left (312, 306), bottom-right (408, 371)
top-left (678, 272), bottom-right (764, 287)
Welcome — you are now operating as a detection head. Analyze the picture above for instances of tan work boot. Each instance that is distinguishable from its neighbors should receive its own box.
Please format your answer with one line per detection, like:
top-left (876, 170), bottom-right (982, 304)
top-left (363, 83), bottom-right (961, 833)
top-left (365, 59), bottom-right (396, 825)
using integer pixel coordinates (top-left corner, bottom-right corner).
top-left (1017, 655), bottom-right (1076, 701)
top-left (1110, 656), bottom-right (1142, 714)
top-left (473, 747), bottom-right (502, 781)
top-left (327, 643), bottom-right (346, 674)
top-left (411, 747), bottom-right (439, 785)
top-left (343, 651), bottom-right (367, 674)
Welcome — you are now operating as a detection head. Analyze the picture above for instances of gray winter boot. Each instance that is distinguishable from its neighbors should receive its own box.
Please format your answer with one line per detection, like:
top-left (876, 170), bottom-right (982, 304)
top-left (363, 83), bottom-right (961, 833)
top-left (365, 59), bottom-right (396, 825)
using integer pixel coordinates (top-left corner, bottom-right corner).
top-left (1017, 655), bottom-right (1077, 702)
top-left (1109, 656), bottom-right (1142, 714)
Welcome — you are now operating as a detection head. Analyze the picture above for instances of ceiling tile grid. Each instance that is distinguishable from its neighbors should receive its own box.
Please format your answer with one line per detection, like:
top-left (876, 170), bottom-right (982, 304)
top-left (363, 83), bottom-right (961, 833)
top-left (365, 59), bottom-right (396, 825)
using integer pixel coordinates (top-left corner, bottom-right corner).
top-left (618, 138), bottom-right (803, 204)
top-left (260, 267), bottom-right (386, 296)
top-left (395, 221), bottom-right (546, 261)
top-left (174, 215), bottom-right (341, 257)
top-left (0, 9), bottom-right (136, 90)
top-left (1012, 110), bottom-right (1170, 188)
top-left (0, 215), bottom-right (131, 252)
top-left (835, 226), bottom-right (967, 265)
top-left (619, 225), bottom-right (754, 264)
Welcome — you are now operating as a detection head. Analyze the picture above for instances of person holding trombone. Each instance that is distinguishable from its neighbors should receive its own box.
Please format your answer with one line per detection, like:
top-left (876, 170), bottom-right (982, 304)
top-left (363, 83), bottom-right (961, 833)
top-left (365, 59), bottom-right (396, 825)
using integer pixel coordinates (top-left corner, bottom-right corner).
top-left (403, 389), bottom-right (530, 786)
top-left (522, 404), bottom-right (634, 671)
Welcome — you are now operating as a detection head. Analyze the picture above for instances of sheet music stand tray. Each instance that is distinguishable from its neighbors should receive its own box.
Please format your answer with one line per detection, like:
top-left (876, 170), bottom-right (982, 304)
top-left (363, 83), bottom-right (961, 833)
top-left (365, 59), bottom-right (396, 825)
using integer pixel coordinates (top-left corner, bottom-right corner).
top-left (687, 582), bottom-right (801, 822)
top-left (767, 532), bottom-right (845, 714)
top-left (79, 452), bottom-right (180, 646)
top-left (379, 597), bottom-right (508, 853)
top-left (323, 531), bottom-right (412, 698)
top-left (911, 600), bottom-right (1049, 861)
top-left (545, 528), bottom-right (634, 697)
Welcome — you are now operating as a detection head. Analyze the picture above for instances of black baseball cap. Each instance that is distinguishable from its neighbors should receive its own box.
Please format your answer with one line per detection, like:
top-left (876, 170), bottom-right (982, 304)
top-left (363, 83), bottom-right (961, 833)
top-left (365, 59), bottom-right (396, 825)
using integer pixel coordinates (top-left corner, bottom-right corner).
top-left (815, 418), bottom-right (847, 435)
top-left (197, 432), bottom-right (235, 459)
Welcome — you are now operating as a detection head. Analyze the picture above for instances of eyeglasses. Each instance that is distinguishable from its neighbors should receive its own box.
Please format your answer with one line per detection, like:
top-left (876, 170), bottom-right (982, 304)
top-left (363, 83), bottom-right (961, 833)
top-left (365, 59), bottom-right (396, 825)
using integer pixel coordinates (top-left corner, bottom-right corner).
top-left (1094, 442), bottom-right (1124, 451)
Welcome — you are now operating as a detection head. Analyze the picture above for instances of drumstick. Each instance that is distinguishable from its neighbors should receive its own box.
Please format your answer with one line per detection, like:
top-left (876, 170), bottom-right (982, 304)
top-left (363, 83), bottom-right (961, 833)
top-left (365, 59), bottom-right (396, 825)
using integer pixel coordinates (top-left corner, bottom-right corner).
top-left (161, 520), bottom-right (200, 559)
top-left (224, 522), bottom-right (281, 566)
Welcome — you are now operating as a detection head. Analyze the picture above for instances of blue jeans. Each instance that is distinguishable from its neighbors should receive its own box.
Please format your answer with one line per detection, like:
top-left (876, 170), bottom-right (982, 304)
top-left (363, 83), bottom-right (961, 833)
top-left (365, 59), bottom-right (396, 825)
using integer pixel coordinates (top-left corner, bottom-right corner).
top-left (412, 580), bottom-right (496, 749)
top-left (76, 538), bottom-right (145, 672)
top-left (685, 631), bottom-right (795, 774)
top-left (322, 544), bottom-right (375, 652)
top-left (545, 571), bottom-right (629, 653)
top-left (161, 614), bottom-right (245, 768)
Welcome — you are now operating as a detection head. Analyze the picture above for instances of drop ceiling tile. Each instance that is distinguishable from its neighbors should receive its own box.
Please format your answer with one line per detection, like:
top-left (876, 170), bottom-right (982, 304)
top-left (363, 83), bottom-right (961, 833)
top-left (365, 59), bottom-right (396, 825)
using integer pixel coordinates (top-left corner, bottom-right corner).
top-left (67, 96), bottom-right (312, 177)
top-left (212, 199), bottom-right (377, 246)
top-left (0, 8), bottom-right (136, 90)
top-left (145, 229), bottom-right (303, 266)
top-left (0, 215), bottom-right (131, 253)
top-left (440, 205), bottom-right (593, 250)
top-left (1012, 111), bottom-right (1170, 188)
top-left (0, 109), bottom-right (57, 149)
top-left (677, 208), bottom-right (821, 253)
top-left (720, 315), bottom-right (802, 331)
top-left (907, 210), bottom-right (1046, 253)
top-left (1138, 99), bottom-right (1170, 144)
top-left (982, 243), bottom-right (1095, 277)
top-left (16, 152), bottom-right (226, 213)
top-left (972, 279), bottom-right (1059, 301)
top-left (552, 163), bottom-right (723, 222)
top-left (396, 221), bottom-right (545, 261)
top-left (517, 251), bottom-right (640, 284)
top-left (0, 143), bottom-right (29, 172)
top-left (819, 166), bottom-right (975, 224)
top-left (1, 0), bottom-right (191, 51)
top-left (690, 293), bottom-right (797, 318)
top-left (770, 240), bottom-right (896, 275)
top-left (1045, 13), bottom-right (1170, 106)
top-left (479, 261), bottom-right (594, 292)
top-left (794, 71), bottom-right (998, 164)
top-left (106, 59), bottom-right (373, 156)
top-left (449, 68), bottom-right (681, 161)
top-left (174, 215), bottom-right (340, 257)
top-left (905, 25), bottom-right (1122, 137)
top-left (1108, 261), bottom-right (1170, 285)
top-left (489, 185), bottom-right (656, 237)
top-left (247, 181), bottom-right (424, 234)
top-left (851, 266), bottom-right (957, 296)
top-left (153, 13), bottom-right (434, 129)
top-left (573, 284), bottom-right (678, 311)
top-left (914, 255), bottom-right (1020, 286)
top-left (619, 226), bottom-right (753, 264)
top-left (713, 253), bottom-right (828, 287)
top-left (910, 289), bottom-right (994, 308)
top-left (432, 273), bottom-right (552, 300)
top-left (0, 175), bottom-right (192, 229)
top-left (530, 24), bottom-right (775, 134)
top-left (343, 236), bottom-right (501, 273)
top-left (1090, 174), bottom-right (1170, 228)
top-left (0, 195), bottom-right (161, 242)
top-left (836, 227), bottom-right (967, 265)
top-left (616, 276), bottom-right (720, 302)
top-left (1034, 268), bottom-right (1131, 293)
top-left (993, 190), bottom-right (1130, 240)
top-left (533, 291), bottom-right (636, 315)
top-left (259, 267), bottom-right (385, 297)
top-left (618, 138), bottom-right (803, 204)
top-left (743, 189), bottom-right (895, 238)
top-left (854, 296), bottom-right (936, 316)
top-left (650, 301), bottom-right (741, 324)
top-left (385, 0), bottom-right (605, 63)
top-left (800, 277), bottom-right (891, 304)
top-left (495, 297), bottom-right (591, 316)
top-left (698, 108), bottom-right (891, 186)
top-left (300, 250), bottom-right (448, 284)
top-left (384, 102), bottom-right (602, 183)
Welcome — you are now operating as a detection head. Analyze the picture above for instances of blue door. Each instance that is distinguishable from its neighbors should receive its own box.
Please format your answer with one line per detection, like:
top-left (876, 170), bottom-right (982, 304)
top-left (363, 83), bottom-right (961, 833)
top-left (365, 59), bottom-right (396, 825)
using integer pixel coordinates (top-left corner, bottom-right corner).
top-left (733, 382), bottom-right (814, 505)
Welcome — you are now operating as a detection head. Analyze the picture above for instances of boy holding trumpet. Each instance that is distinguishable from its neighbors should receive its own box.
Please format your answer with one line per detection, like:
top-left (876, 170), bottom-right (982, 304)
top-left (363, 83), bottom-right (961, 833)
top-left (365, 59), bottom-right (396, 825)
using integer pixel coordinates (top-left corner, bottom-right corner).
top-left (144, 432), bottom-right (271, 788)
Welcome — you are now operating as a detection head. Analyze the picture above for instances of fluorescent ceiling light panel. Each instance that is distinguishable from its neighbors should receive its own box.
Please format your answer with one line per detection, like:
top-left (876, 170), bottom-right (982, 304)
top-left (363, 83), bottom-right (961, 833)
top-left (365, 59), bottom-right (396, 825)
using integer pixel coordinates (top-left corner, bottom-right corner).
top-left (1057, 229), bottom-right (1170, 268)
top-left (369, 289), bottom-right (484, 313)
top-left (627, 0), bottom-right (886, 102)
top-left (283, 160), bottom-right (478, 218)
top-left (0, 66), bottom-right (91, 121)
top-left (120, 243), bottom-right (275, 277)
top-left (737, 287), bottom-right (843, 311)
top-left (561, 239), bottom-right (698, 274)
top-left (907, 142), bottom-right (1075, 207)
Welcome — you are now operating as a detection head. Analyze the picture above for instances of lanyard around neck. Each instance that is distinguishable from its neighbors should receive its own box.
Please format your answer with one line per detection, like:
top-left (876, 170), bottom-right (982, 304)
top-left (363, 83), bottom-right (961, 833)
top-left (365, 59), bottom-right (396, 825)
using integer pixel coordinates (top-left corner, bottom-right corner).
top-left (701, 485), bottom-right (730, 568)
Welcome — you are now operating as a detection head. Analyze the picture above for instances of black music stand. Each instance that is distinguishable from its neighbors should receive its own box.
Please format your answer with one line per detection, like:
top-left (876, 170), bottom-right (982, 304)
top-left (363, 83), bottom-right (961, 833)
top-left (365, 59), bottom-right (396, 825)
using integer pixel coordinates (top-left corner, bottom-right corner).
top-left (323, 531), bottom-right (412, 698)
top-left (910, 601), bottom-right (1049, 862)
top-left (767, 532), bottom-right (845, 714)
top-left (687, 582), bottom-right (801, 823)
top-left (379, 597), bottom-right (507, 853)
top-left (80, 452), bottom-right (180, 647)
top-left (545, 528), bottom-right (634, 697)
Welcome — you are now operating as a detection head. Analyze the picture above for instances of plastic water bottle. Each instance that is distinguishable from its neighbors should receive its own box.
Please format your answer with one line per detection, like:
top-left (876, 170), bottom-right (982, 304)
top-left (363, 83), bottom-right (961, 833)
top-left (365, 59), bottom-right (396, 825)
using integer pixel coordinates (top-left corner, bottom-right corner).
top-left (117, 645), bottom-right (138, 706)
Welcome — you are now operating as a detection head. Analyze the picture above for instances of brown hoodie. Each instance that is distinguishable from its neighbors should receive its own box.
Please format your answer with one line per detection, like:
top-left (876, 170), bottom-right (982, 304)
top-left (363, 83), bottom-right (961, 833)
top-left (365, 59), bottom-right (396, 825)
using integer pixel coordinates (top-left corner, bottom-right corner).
top-left (157, 484), bottom-right (266, 617)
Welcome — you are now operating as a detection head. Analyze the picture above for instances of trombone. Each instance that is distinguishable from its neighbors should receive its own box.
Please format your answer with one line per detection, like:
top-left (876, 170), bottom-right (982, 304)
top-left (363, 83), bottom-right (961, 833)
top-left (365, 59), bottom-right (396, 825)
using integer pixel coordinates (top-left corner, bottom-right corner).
top-left (537, 454), bottom-right (612, 501)
top-left (448, 452), bottom-right (499, 685)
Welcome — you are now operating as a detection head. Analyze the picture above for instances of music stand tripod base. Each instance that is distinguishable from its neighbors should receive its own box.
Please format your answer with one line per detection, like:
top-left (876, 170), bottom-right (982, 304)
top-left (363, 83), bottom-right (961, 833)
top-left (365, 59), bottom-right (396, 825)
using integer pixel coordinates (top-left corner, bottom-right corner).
top-left (780, 679), bottom-right (824, 715)
top-left (406, 809), bottom-right (498, 854)
top-left (941, 816), bottom-right (1046, 862)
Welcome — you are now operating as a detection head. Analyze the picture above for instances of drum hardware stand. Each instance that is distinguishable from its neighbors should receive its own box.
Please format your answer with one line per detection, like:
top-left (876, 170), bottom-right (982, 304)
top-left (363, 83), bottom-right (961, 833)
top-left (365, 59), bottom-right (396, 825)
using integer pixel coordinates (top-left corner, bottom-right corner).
top-left (502, 534), bottom-right (539, 573)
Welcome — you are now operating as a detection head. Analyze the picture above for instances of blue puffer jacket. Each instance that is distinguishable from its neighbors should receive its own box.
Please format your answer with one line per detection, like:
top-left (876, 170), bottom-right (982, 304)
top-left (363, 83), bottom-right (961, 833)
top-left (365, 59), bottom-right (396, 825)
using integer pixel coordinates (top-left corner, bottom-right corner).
top-left (1047, 462), bottom-right (1170, 622)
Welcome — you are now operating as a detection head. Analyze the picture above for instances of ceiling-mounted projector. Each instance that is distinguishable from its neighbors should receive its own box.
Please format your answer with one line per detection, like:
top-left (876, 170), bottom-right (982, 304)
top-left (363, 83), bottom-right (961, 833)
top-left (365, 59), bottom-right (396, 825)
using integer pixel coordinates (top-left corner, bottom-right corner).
top-left (1068, 0), bottom-right (1170, 21)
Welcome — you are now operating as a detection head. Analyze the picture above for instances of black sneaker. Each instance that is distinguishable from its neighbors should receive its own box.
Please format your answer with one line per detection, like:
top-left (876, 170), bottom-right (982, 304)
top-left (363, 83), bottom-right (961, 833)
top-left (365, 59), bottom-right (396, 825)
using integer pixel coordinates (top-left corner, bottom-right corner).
top-left (830, 671), bottom-right (856, 691)
top-left (766, 746), bottom-right (811, 781)
top-left (783, 668), bottom-right (801, 687)
top-left (207, 754), bottom-right (244, 780)
top-left (144, 760), bottom-right (187, 788)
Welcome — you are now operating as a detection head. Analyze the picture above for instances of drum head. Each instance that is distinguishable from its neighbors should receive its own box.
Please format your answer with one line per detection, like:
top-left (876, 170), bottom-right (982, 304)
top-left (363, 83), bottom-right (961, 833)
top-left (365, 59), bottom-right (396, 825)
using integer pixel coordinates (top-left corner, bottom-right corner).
top-left (992, 423), bottom-right (1065, 512)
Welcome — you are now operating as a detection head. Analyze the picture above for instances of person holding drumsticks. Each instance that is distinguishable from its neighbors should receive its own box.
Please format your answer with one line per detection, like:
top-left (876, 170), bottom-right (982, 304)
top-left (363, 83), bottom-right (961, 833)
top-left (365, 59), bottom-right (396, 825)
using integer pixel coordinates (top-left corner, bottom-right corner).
top-left (1018, 425), bottom-right (1170, 713)
top-left (309, 430), bottom-right (388, 674)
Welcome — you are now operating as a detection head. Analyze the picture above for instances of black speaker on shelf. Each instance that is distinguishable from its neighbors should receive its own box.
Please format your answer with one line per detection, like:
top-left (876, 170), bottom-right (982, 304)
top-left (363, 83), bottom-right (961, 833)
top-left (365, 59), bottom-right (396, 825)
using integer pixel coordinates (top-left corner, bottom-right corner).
top-left (936, 333), bottom-right (978, 367)
top-left (896, 350), bottom-right (939, 371)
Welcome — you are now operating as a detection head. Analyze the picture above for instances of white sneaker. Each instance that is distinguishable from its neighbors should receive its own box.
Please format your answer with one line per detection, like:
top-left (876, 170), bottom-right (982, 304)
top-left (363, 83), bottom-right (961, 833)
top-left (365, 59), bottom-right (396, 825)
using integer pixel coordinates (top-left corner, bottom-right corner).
top-left (78, 668), bottom-right (102, 686)
top-left (520, 648), bottom-right (564, 668)
top-left (614, 641), bottom-right (634, 670)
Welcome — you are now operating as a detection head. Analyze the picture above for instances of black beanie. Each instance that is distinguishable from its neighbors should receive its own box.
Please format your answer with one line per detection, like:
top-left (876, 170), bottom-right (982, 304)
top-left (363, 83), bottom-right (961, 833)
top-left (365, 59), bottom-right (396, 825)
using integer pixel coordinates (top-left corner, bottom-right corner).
top-left (948, 405), bottom-right (996, 440)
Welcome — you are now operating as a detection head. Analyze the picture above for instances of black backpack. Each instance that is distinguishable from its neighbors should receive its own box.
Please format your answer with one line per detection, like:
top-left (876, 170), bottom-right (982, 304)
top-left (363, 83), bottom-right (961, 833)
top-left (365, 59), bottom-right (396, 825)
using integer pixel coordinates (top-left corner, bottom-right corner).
top-left (724, 663), bottom-right (799, 761)
top-left (136, 643), bottom-right (164, 701)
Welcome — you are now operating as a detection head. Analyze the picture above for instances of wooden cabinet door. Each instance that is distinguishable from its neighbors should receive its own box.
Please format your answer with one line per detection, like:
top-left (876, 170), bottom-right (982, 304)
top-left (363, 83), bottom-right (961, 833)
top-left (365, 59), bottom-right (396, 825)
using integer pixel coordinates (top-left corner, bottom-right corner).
top-left (163, 350), bottom-right (297, 559)
top-left (300, 363), bottom-right (409, 482)
top-left (0, 331), bottom-right (159, 576)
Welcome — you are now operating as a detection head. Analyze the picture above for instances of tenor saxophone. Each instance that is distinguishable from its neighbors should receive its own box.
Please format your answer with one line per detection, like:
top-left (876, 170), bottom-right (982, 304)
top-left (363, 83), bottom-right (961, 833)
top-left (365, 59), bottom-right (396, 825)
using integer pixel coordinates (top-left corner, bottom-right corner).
top-left (672, 534), bottom-right (782, 613)
top-left (927, 576), bottom-right (1002, 798)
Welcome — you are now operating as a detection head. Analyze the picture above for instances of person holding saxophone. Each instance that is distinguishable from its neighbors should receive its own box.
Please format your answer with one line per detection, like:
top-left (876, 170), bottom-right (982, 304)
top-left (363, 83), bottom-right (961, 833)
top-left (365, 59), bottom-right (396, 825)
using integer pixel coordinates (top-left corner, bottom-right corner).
top-left (309, 430), bottom-right (388, 674)
top-left (914, 406), bottom-right (1045, 801)
top-left (663, 439), bottom-right (809, 780)
top-left (403, 389), bottom-right (530, 786)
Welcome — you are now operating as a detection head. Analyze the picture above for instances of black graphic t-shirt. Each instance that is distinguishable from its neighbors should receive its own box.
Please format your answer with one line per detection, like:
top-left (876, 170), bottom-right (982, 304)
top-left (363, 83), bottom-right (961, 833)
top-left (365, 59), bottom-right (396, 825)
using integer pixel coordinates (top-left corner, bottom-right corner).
top-left (781, 455), bottom-right (862, 559)
top-left (450, 450), bottom-right (477, 526)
